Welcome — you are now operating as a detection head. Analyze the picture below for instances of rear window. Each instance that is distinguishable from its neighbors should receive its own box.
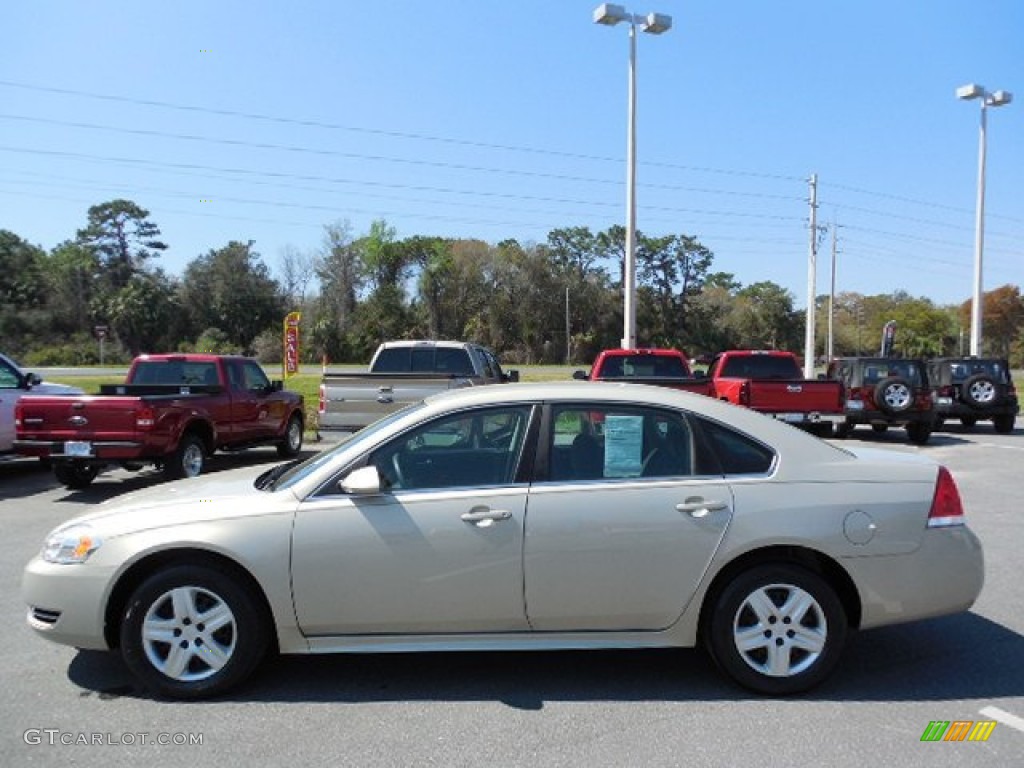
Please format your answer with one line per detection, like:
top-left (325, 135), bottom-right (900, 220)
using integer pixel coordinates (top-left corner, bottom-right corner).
top-left (372, 346), bottom-right (474, 375)
top-left (719, 355), bottom-right (799, 380)
top-left (601, 355), bottom-right (688, 378)
top-left (131, 361), bottom-right (219, 386)
top-left (694, 417), bottom-right (776, 475)
top-left (948, 360), bottom-right (1009, 383)
top-left (861, 360), bottom-right (924, 386)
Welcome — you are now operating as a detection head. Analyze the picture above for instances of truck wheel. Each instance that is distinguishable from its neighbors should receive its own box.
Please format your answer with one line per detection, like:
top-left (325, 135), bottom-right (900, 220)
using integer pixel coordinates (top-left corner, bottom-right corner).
top-left (871, 423), bottom-right (888, 434)
top-left (119, 564), bottom-right (269, 699)
top-left (703, 564), bottom-right (847, 695)
top-left (54, 462), bottom-right (99, 489)
top-left (993, 414), bottom-right (1016, 434)
top-left (834, 421), bottom-right (852, 439)
top-left (276, 414), bottom-right (303, 458)
top-left (164, 434), bottom-right (205, 480)
top-left (906, 422), bottom-right (932, 445)
top-left (959, 416), bottom-right (977, 429)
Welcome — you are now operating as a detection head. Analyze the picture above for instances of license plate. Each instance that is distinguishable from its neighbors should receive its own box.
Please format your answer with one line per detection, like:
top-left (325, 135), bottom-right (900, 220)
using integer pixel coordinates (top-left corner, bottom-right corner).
top-left (779, 413), bottom-right (805, 423)
top-left (64, 441), bottom-right (93, 457)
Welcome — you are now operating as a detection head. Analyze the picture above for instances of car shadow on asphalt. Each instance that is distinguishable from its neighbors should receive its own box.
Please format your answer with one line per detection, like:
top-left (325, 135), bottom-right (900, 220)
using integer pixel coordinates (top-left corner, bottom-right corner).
top-left (65, 612), bottom-right (1023, 706)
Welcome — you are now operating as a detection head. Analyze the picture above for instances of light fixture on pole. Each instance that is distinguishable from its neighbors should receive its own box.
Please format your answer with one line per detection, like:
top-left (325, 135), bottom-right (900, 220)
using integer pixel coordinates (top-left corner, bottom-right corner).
top-left (956, 83), bottom-right (1012, 357)
top-left (593, 3), bottom-right (671, 349)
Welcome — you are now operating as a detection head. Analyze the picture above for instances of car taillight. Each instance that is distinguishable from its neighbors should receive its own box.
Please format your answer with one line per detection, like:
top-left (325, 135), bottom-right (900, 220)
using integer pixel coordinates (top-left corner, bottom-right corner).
top-left (739, 380), bottom-right (750, 406)
top-left (14, 402), bottom-right (23, 428)
top-left (927, 466), bottom-right (965, 528)
top-left (135, 406), bottom-right (156, 429)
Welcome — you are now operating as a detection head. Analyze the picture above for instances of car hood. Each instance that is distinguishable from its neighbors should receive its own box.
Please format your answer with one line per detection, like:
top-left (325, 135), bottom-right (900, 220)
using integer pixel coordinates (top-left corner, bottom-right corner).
top-left (56, 465), bottom-right (296, 537)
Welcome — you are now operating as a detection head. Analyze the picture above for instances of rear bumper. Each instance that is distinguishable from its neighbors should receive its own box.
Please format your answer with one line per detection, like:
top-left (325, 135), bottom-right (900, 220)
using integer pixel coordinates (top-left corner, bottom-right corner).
top-left (14, 439), bottom-right (146, 462)
top-left (847, 525), bottom-right (984, 629)
top-left (841, 404), bottom-right (934, 427)
top-left (932, 399), bottom-right (1018, 419)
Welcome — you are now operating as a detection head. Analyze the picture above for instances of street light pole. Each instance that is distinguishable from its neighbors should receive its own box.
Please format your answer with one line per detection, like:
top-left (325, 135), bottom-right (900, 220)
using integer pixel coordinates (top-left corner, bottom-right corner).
top-left (956, 83), bottom-right (1012, 357)
top-left (593, 4), bottom-right (671, 349)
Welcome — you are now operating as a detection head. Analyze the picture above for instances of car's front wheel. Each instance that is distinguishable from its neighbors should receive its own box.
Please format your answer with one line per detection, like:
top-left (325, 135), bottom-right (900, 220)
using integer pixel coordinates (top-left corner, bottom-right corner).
top-left (993, 414), bottom-right (1016, 434)
top-left (119, 564), bottom-right (269, 699)
top-left (704, 564), bottom-right (848, 695)
top-left (906, 422), bottom-right (932, 445)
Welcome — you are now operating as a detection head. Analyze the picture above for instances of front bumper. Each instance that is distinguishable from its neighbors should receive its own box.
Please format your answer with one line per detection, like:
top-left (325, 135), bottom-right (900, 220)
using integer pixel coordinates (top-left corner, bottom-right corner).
top-left (22, 557), bottom-right (117, 650)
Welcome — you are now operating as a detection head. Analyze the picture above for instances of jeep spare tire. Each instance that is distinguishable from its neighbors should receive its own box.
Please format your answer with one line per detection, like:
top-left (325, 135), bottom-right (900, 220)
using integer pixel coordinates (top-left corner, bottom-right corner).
top-left (874, 377), bottom-right (912, 414)
top-left (961, 374), bottom-right (1000, 409)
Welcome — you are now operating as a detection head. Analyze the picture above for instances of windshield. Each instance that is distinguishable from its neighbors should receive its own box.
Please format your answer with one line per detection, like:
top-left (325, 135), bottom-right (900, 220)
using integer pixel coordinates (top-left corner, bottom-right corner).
top-left (263, 402), bottom-right (426, 491)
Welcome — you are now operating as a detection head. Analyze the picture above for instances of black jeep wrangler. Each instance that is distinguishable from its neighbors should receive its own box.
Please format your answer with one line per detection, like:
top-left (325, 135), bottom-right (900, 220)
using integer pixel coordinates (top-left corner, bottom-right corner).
top-left (926, 357), bottom-right (1018, 434)
top-left (826, 357), bottom-right (934, 444)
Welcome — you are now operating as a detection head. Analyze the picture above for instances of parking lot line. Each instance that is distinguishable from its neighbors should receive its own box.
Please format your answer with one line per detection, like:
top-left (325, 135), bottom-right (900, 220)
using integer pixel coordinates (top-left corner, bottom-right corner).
top-left (979, 706), bottom-right (1024, 734)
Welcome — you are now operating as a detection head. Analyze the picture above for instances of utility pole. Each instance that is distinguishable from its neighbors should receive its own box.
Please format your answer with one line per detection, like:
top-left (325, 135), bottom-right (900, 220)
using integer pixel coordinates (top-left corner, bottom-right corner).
top-left (565, 285), bottom-right (571, 365)
top-left (827, 220), bottom-right (839, 362)
top-left (803, 174), bottom-right (818, 378)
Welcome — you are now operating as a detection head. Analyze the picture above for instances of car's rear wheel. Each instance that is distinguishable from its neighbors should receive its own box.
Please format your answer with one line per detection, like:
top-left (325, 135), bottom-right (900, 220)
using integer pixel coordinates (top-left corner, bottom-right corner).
top-left (276, 414), bottom-right (303, 458)
top-left (704, 564), bottom-right (847, 695)
top-left (906, 422), bottom-right (932, 445)
top-left (119, 565), bottom-right (269, 699)
top-left (993, 414), bottom-right (1016, 434)
top-left (53, 462), bottom-right (99, 489)
top-left (164, 434), bottom-right (205, 480)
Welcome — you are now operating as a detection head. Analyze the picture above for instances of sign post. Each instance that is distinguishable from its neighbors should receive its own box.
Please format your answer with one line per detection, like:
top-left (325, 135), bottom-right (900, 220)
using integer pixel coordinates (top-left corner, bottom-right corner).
top-left (94, 325), bottom-right (108, 366)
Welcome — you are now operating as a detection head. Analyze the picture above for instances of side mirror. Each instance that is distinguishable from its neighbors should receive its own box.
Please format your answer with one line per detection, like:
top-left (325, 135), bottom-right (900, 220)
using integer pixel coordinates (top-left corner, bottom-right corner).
top-left (572, 370), bottom-right (588, 380)
top-left (268, 380), bottom-right (284, 392)
top-left (505, 369), bottom-right (519, 383)
top-left (339, 466), bottom-right (383, 495)
top-left (25, 372), bottom-right (43, 388)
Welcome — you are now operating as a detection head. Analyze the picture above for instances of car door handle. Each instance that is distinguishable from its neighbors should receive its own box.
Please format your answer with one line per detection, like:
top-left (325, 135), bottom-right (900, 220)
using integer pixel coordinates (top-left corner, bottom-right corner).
top-left (676, 497), bottom-right (729, 518)
top-left (460, 508), bottom-right (512, 527)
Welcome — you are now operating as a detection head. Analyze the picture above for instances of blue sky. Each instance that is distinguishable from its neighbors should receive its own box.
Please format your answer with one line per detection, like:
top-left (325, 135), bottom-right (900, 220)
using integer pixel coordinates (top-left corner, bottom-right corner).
top-left (2, 0), bottom-right (1021, 309)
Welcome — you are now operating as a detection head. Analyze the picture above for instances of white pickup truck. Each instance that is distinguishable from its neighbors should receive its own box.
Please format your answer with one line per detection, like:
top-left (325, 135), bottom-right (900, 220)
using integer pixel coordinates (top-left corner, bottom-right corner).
top-left (0, 353), bottom-right (84, 456)
top-left (317, 340), bottom-right (518, 432)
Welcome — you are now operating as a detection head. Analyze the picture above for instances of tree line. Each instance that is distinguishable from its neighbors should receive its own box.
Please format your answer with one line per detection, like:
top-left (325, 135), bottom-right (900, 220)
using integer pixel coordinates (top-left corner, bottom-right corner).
top-left (2, 198), bottom-right (1023, 367)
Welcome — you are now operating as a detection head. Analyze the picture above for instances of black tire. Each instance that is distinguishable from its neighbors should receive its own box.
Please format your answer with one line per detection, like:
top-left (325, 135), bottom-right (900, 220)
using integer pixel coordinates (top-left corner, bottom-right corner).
top-left (119, 564), bottom-right (269, 700)
top-left (703, 564), bottom-right (848, 695)
top-left (163, 434), bottom-right (205, 480)
top-left (834, 421), bottom-right (853, 439)
top-left (906, 422), bottom-right (932, 445)
top-left (871, 423), bottom-right (888, 434)
top-left (53, 462), bottom-right (99, 489)
top-left (959, 416), bottom-right (978, 429)
top-left (993, 414), bottom-right (1016, 434)
top-left (276, 414), bottom-right (303, 458)
top-left (961, 374), bottom-right (1001, 409)
top-left (934, 417), bottom-right (946, 431)
top-left (873, 377), bottom-right (912, 414)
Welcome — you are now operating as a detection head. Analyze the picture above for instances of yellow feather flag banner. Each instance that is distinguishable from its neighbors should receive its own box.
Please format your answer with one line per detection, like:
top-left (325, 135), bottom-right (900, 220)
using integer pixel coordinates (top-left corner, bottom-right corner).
top-left (283, 312), bottom-right (301, 379)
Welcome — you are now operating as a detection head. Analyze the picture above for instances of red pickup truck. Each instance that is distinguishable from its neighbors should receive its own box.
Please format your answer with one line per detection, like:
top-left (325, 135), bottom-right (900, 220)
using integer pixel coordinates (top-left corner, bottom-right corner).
top-left (574, 348), bottom-right (709, 394)
top-left (14, 354), bottom-right (305, 488)
top-left (700, 350), bottom-right (845, 434)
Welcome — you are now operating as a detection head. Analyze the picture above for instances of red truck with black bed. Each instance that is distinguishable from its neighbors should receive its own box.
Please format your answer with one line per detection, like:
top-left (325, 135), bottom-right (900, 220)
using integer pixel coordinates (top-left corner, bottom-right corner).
top-left (14, 354), bottom-right (305, 488)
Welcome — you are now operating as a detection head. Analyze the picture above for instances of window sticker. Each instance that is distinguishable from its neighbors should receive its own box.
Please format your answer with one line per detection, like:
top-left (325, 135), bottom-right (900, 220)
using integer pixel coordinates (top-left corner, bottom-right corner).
top-left (603, 415), bottom-right (644, 478)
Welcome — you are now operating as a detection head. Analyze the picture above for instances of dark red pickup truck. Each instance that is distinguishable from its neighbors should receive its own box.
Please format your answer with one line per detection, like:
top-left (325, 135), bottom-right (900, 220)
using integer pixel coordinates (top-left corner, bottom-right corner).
top-left (574, 348), bottom-right (710, 394)
top-left (701, 350), bottom-right (845, 434)
top-left (14, 354), bottom-right (305, 488)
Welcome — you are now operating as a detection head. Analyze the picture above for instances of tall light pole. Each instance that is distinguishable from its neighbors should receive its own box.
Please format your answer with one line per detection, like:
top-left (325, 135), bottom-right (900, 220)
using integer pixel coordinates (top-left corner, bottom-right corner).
top-left (956, 83), bottom-right (1012, 357)
top-left (593, 3), bottom-right (671, 349)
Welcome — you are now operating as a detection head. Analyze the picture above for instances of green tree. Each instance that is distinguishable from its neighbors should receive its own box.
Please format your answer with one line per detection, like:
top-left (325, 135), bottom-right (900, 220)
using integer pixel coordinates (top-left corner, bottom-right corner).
top-left (179, 241), bottom-right (283, 352)
top-left (76, 199), bottom-right (167, 290)
top-left (93, 269), bottom-right (180, 355)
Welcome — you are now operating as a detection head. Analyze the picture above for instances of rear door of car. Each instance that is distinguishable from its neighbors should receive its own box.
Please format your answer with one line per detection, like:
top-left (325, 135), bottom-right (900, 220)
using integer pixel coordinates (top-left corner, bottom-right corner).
top-left (522, 402), bottom-right (734, 632)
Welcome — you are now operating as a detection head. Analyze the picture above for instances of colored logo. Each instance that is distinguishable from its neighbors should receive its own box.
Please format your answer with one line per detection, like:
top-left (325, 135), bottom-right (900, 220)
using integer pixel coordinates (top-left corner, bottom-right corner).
top-left (921, 720), bottom-right (997, 742)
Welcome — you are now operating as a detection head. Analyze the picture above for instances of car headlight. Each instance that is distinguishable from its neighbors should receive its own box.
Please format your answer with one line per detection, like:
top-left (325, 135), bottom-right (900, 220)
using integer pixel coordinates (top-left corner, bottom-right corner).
top-left (41, 524), bottom-right (103, 564)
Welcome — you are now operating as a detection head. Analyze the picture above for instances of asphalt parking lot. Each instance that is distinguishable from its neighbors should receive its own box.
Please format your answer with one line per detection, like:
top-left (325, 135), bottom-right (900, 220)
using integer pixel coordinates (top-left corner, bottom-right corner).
top-left (1, 425), bottom-right (1022, 767)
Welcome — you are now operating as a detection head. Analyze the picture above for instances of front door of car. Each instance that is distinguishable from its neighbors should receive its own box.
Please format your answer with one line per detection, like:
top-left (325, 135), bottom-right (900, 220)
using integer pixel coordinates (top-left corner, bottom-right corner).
top-left (290, 405), bottom-right (536, 636)
top-left (524, 404), bottom-right (733, 632)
